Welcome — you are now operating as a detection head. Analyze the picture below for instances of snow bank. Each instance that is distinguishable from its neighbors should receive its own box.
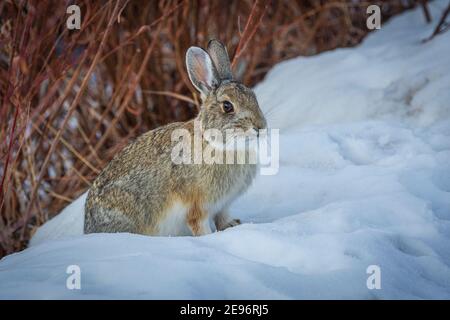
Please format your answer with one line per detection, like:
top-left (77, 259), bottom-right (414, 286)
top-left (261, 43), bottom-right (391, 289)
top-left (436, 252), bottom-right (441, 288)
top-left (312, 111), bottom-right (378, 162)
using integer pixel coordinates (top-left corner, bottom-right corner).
top-left (1, 2), bottom-right (450, 299)
top-left (29, 192), bottom-right (86, 246)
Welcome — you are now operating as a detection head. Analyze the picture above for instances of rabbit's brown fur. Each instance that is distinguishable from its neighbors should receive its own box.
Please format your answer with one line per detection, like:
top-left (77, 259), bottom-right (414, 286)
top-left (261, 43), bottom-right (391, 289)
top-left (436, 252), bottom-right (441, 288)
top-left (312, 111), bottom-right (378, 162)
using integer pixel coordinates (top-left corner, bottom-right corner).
top-left (85, 40), bottom-right (266, 236)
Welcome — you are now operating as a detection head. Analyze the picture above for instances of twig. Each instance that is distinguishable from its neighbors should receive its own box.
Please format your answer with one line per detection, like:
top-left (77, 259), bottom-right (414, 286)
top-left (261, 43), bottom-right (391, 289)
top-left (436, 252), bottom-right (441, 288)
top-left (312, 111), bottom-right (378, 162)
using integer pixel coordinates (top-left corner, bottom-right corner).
top-left (142, 90), bottom-right (195, 105)
top-left (423, 2), bottom-right (450, 42)
top-left (231, 0), bottom-right (270, 69)
top-left (421, 0), bottom-right (432, 23)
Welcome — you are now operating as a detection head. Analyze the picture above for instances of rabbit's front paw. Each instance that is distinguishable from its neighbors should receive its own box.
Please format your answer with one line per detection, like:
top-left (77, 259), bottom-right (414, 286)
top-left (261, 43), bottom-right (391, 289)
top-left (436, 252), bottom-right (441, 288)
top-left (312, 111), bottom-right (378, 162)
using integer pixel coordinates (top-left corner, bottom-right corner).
top-left (221, 218), bottom-right (241, 231)
top-left (214, 211), bottom-right (242, 231)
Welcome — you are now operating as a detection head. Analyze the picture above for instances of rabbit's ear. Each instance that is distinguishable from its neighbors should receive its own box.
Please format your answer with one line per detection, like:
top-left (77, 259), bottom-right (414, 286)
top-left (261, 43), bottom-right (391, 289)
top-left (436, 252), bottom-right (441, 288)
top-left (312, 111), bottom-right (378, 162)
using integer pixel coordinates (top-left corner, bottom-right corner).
top-left (186, 47), bottom-right (219, 97)
top-left (207, 39), bottom-right (233, 81)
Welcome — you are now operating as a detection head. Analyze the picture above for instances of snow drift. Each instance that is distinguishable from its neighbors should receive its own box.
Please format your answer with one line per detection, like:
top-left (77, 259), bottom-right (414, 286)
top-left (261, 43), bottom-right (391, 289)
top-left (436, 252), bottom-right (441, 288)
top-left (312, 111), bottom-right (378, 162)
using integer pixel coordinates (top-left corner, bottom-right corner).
top-left (1, 2), bottom-right (450, 299)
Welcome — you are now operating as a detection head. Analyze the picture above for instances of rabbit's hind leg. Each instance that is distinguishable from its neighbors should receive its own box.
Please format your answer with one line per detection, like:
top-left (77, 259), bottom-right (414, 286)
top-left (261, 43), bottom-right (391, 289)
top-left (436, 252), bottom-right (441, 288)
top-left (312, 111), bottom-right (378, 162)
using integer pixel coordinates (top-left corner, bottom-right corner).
top-left (84, 206), bottom-right (138, 234)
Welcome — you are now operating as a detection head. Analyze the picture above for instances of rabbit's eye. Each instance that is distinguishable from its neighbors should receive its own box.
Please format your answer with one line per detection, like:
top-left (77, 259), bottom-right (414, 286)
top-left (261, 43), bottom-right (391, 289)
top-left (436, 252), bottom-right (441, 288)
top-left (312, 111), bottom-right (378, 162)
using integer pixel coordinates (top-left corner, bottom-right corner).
top-left (222, 101), bottom-right (234, 113)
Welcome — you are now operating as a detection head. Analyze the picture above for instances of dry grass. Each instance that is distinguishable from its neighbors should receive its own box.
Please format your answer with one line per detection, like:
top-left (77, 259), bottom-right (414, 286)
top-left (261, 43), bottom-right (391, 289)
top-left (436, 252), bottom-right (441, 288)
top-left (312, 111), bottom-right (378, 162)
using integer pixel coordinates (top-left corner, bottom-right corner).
top-left (0, 0), bottom-right (421, 257)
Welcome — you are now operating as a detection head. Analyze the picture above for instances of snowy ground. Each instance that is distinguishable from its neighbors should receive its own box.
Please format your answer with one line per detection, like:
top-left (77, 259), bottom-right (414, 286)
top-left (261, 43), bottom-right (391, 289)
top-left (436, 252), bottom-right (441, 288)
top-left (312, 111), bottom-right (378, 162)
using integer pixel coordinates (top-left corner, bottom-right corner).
top-left (1, 2), bottom-right (450, 299)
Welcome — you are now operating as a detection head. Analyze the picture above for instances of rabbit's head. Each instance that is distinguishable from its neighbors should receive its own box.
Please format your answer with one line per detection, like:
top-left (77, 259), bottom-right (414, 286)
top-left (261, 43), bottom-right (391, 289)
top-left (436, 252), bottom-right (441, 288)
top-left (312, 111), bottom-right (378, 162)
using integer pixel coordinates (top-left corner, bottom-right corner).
top-left (186, 40), bottom-right (266, 135)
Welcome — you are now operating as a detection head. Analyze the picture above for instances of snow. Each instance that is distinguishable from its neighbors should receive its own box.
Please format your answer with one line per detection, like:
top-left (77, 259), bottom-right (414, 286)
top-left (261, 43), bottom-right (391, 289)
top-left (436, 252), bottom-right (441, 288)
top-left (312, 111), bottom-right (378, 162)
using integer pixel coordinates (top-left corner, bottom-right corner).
top-left (1, 2), bottom-right (450, 299)
top-left (29, 192), bottom-right (86, 246)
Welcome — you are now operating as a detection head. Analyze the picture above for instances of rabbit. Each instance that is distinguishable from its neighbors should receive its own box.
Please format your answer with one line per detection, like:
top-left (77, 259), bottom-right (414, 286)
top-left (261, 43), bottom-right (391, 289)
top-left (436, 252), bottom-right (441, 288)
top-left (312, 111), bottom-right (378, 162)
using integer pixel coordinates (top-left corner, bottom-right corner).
top-left (84, 39), bottom-right (267, 236)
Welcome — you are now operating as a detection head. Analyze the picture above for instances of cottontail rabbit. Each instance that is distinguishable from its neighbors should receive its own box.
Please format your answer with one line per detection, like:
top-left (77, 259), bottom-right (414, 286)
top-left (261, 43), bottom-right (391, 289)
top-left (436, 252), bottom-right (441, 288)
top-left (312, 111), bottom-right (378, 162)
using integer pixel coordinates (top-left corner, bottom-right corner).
top-left (85, 40), bottom-right (266, 236)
